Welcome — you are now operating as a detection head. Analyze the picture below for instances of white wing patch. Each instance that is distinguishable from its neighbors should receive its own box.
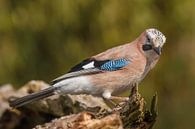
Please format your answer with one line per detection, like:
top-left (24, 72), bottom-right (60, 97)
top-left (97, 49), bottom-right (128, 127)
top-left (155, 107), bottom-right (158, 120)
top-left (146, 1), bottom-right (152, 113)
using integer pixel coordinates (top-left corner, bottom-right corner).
top-left (82, 61), bottom-right (95, 69)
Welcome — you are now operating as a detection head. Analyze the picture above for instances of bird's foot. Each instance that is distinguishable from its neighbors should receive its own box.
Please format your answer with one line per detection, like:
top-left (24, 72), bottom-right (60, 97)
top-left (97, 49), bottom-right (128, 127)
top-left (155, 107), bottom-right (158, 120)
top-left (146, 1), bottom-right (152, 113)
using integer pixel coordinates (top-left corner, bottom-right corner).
top-left (108, 96), bottom-right (129, 111)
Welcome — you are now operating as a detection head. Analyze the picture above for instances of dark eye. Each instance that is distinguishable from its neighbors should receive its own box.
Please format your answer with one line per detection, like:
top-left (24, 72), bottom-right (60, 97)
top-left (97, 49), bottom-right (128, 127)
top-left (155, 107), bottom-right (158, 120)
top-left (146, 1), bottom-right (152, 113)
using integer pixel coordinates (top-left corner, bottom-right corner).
top-left (147, 36), bottom-right (151, 42)
top-left (142, 44), bottom-right (152, 51)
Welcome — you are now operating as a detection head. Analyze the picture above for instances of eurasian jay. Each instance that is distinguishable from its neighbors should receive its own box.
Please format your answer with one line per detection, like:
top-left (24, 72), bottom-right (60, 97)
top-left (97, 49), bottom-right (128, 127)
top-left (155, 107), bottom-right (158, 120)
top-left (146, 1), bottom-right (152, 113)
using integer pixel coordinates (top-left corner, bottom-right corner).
top-left (10, 28), bottom-right (166, 108)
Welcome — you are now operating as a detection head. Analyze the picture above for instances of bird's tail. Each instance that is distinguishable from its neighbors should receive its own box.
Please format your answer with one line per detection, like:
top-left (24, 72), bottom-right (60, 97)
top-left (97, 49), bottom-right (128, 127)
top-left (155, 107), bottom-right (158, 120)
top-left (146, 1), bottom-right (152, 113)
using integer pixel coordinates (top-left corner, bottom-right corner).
top-left (9, 87), bottom-right (57, 108)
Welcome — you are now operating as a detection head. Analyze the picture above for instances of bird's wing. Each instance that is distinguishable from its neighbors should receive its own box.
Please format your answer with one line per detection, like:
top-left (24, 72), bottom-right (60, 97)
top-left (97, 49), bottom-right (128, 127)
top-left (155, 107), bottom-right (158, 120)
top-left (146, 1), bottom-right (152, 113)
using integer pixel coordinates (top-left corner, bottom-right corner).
top-left (51, 58), bottom-right (131, 84)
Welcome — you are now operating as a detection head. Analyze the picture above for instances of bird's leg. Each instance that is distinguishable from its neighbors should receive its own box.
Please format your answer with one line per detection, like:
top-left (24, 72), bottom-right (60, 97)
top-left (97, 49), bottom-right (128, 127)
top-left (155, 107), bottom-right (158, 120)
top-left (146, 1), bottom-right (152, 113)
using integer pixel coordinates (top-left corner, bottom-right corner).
top-left (108, 96), bottom-right (130, 109)
top-left (102, 91), bottom-right (117, 107)
top-left (102, 90), bottom-right (126, 107)
top-left (110, 83), bottom-right (139, 108)
top-left (109, 96), bottom-right (129, 102)
top-left (110, 82), bottom-right (139, 102)
top-left (103, 98), bottom-right (117, 107)
top-left (102, 90), bottom-right (129, 102)
top-left (103, 96), bottom-right (128, 109)
top-left (102, 90), bottom-right (129, 108)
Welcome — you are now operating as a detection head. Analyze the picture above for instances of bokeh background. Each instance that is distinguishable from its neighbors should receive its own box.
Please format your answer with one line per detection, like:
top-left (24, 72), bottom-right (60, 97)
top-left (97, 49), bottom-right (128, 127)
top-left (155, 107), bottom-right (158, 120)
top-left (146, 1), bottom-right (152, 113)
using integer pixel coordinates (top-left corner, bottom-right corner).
top-left (0, 0), bottom-right (194, 129)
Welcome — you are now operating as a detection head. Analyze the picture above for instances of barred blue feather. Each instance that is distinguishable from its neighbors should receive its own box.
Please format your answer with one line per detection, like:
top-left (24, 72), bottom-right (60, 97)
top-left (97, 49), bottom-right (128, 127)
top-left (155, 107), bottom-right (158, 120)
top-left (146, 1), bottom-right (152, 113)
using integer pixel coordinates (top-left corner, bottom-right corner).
top-left (100, 59), bottom-right (130, 71)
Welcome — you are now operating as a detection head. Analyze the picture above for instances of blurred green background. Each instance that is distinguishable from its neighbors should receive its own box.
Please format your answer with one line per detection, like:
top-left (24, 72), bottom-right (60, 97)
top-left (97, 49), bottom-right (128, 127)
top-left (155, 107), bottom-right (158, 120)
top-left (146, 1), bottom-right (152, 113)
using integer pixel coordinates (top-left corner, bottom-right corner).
top-left (0, 0), bottom-right (194, 128)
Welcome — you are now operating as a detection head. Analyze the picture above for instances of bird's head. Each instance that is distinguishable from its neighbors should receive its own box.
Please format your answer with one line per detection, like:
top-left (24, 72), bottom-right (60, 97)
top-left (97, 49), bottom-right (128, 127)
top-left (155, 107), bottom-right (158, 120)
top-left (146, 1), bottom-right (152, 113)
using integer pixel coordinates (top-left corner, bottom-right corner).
top-left (139, 28), bottom-right (166, 59)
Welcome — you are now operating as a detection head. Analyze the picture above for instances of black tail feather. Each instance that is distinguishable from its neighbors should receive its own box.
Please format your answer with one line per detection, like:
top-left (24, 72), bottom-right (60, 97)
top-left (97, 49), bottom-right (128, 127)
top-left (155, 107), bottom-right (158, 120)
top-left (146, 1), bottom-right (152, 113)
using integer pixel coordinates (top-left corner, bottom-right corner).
top-left (10, 87), bottom-right (56, 108)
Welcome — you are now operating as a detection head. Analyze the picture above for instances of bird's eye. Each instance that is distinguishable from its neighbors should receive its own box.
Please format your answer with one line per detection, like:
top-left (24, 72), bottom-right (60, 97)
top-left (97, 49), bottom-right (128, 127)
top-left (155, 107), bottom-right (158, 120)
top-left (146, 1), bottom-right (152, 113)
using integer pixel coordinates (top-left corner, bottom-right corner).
top-left (146, 36), bottom-right (151, 43)
top-left (142, 44), bottom-right (152, 51)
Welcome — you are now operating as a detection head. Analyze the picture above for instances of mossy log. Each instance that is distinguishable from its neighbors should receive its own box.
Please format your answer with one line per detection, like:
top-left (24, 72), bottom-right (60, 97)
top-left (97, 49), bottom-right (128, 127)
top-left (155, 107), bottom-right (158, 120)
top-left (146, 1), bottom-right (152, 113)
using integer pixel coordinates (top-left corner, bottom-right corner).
top-left (0, 81), bottom-right (158, 129)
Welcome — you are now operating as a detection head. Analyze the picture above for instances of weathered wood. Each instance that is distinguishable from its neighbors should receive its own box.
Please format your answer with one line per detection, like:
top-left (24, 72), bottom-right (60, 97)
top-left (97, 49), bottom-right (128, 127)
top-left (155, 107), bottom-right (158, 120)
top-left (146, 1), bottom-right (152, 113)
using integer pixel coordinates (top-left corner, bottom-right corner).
top-left (0, 81), bottom-right (158, 129)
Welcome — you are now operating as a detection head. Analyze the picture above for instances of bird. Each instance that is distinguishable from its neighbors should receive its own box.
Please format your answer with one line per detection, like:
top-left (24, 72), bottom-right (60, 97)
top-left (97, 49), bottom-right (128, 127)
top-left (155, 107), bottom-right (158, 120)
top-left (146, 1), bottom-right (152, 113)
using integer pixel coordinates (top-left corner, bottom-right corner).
top-left (10, 28), bottom-right (166, 108)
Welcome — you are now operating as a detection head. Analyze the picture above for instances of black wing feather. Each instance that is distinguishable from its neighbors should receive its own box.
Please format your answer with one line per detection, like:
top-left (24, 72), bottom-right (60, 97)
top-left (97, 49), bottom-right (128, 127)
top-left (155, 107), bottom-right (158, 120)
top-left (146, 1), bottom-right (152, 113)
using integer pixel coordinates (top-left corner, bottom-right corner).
top-left (69, 58), bottom-right (109, 72)
top-left (68, 58), bottom-right (93, 72)
top-left (52, 58), bottom-right (129, 85)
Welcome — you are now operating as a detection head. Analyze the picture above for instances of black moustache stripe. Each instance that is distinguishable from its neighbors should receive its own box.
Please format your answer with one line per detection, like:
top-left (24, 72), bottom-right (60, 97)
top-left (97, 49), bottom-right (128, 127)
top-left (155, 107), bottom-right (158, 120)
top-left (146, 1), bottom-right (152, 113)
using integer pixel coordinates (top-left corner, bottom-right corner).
top-left (142, 44), bottom-right (152, 51)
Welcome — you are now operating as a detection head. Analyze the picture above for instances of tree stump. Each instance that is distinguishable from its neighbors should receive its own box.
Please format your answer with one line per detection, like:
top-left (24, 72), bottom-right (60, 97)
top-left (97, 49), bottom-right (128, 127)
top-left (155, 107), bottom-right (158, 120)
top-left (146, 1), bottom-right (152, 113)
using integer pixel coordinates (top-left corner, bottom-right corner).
top-left (0, 81), bottom-right (158, 129)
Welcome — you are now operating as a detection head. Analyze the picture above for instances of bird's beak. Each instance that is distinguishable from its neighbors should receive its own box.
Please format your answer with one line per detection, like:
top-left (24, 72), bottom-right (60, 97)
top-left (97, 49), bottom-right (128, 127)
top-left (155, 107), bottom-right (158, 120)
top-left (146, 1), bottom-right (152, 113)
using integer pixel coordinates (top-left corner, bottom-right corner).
top-left (153, 47), bottom-right (161, 55)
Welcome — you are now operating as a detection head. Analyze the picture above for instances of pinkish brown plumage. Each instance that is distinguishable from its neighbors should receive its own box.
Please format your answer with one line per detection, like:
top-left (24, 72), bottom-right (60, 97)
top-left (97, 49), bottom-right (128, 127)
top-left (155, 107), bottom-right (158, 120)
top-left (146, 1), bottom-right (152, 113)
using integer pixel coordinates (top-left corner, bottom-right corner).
top-left (90, 35), bottom-right (147, 97)
top-left (10, 28), bottom-right (166, 108)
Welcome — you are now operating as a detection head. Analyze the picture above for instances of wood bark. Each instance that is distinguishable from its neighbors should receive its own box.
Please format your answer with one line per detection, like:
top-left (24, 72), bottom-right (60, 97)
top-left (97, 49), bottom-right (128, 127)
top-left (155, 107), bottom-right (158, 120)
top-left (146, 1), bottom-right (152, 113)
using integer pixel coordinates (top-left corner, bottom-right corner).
top-left (0, 81), bottom-right (158, 129)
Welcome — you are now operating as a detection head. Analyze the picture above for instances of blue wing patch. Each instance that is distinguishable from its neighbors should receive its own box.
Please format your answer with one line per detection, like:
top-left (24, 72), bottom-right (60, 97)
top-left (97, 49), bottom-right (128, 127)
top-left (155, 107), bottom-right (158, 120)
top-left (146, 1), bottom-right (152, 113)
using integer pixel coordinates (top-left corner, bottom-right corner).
top-left (100, 59), bottom-right (130, 71)
top-left (53, 58), bottom-right (130, 84)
